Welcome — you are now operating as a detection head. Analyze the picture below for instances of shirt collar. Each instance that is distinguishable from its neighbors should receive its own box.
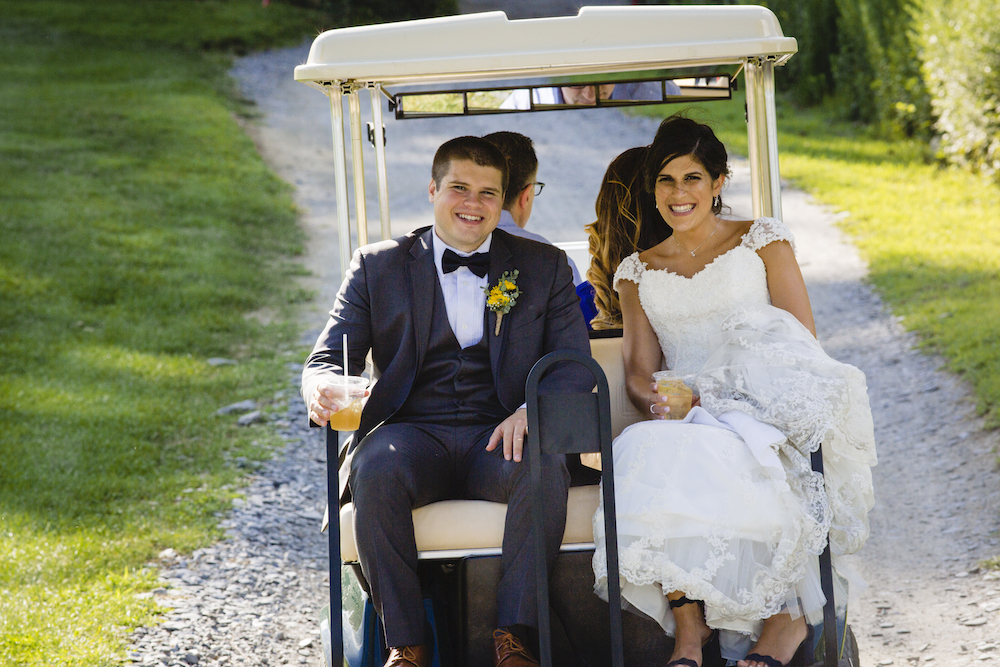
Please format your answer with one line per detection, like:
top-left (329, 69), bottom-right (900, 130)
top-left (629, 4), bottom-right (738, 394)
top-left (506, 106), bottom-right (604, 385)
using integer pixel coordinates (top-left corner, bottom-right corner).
top-left (497, 210), bottom-right (519, 233)
top-left (432, 228), bottom-right (492, 276)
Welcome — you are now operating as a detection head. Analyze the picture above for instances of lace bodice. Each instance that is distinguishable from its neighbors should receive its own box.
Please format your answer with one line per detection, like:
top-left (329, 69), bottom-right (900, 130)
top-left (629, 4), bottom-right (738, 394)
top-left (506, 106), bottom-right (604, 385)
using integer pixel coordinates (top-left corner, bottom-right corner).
top-left (614, 217), bottom-right (794, 374)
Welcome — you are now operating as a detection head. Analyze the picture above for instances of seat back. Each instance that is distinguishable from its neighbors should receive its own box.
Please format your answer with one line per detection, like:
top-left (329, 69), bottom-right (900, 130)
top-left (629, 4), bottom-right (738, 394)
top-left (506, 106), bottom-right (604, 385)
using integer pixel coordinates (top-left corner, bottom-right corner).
top-left (589, 333), bottom-right (644, 439)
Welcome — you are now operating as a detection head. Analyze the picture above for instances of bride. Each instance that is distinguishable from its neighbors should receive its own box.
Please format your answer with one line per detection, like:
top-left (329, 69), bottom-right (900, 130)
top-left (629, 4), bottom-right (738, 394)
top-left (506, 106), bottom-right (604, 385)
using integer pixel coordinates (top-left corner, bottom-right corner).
top-left (591, 116), bottom-right (877, 667)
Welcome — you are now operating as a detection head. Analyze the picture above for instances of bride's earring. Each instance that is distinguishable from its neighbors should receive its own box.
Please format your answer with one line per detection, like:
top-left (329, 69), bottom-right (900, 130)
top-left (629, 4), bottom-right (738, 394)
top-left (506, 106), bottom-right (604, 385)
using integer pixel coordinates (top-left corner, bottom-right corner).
top-left (713, 195), bottom-right (720, 208)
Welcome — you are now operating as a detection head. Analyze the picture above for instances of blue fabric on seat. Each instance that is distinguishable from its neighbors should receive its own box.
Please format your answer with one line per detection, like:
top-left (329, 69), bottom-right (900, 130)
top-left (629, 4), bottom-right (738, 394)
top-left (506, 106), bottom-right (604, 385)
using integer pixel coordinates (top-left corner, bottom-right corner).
top-left (576, 280), bottom-right (597, 330)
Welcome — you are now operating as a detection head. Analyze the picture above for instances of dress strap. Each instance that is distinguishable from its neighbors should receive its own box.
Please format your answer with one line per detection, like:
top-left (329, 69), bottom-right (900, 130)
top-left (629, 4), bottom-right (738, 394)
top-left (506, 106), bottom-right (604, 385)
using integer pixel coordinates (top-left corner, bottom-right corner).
top-left (612, 252), bottom-right (646, 292)
top-left (742, 217), bottom-right (796, 253)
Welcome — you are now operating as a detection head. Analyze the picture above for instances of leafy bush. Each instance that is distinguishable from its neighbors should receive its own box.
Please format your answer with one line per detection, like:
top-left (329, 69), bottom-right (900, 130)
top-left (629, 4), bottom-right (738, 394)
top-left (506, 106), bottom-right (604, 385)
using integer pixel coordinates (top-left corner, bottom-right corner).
top-left (834, 0), bottom-right (930, 135)
top-left (917, 0), bottom-right (1000, 177)
top-left (731, 0), bottom-right (932, 137)
top-left (752, 0), bottom-right (841, 107)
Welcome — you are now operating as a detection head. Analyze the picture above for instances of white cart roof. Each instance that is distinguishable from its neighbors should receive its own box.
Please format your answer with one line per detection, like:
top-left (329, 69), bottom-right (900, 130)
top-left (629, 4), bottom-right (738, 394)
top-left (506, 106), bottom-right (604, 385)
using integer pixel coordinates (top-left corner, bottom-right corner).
top-left (294, 5), bottom-right (797, 87)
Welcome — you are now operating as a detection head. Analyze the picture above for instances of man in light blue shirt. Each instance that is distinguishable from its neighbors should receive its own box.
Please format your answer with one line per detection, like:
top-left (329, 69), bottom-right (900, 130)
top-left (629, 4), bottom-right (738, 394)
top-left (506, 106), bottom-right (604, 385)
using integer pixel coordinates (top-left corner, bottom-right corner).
top-left (484, 131), bottom-right (582, 285)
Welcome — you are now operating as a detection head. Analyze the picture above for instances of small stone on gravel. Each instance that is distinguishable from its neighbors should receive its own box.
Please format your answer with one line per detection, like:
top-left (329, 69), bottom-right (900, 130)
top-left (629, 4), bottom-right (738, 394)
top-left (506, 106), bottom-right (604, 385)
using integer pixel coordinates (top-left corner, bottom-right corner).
top-left (216, 399), bottom-right (257, 415)
top-left (236, 410), bottom-right (265, 426)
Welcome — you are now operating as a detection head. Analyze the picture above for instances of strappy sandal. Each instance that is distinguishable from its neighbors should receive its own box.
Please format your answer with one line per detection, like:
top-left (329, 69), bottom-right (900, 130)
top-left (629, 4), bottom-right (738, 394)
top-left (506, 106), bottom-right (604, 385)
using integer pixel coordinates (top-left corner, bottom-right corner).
top-left (742, 624), bottom-right (814, 667)
top-left (666, 596), bottom-right (718, 667)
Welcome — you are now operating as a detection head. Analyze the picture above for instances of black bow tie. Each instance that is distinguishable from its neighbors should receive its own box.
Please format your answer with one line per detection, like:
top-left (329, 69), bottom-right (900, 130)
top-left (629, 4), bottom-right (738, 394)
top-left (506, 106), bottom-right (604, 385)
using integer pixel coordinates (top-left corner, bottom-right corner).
top-left (442, 249), bottom-right (490, 278)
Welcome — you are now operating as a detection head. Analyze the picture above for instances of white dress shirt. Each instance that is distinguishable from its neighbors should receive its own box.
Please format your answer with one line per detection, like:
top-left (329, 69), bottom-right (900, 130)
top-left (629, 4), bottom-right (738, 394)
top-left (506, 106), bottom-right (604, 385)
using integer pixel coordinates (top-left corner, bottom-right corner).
top-left (432, 229), bottom-right (491, 349)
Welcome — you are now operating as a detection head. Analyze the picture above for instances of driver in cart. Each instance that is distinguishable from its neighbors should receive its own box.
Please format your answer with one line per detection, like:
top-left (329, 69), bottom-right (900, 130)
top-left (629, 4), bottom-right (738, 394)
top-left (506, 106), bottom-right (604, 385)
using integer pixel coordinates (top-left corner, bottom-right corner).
top-left (302, 136), bottom-right (592, 667)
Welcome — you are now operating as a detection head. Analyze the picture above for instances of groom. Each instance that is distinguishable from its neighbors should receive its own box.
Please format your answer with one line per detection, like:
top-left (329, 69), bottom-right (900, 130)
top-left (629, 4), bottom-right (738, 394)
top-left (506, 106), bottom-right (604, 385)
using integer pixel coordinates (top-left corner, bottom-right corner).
top-left (302, 136), bottom-right (591, 667)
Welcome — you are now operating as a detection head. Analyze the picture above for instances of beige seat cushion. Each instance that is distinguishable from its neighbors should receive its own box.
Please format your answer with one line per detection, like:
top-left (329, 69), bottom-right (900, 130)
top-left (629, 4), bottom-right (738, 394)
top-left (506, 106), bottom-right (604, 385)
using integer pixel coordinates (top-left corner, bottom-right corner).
top-left (582, 335), bottom-right (645, 469)
top-left (339, 485), bottom-right (600, 562)
top-left (336, 336), bottom-right (636, 562)
top-left (589, 335), bottom-right (644, 439)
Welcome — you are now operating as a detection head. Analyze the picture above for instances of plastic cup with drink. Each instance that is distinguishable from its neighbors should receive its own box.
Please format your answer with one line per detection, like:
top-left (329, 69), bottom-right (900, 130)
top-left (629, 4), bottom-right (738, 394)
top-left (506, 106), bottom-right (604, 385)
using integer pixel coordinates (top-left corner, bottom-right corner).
top-left (652, 370), bottom-right (697, 420)
top-left (325, 332), bottom-right (367, 432)
top-left (326, 375), bottom-right (368, 431)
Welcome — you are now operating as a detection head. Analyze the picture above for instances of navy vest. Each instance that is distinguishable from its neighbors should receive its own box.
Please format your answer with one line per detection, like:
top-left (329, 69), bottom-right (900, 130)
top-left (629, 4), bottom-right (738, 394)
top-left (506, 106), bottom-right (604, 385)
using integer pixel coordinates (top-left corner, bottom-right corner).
top-left (390, 280), bottom-right (507, 426)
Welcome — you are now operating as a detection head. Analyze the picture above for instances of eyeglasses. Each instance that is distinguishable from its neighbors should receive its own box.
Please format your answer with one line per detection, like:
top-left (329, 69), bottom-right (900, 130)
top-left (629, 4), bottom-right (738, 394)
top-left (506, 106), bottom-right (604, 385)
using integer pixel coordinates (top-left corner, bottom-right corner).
top-left (526, 181), bottom-right (545, 196)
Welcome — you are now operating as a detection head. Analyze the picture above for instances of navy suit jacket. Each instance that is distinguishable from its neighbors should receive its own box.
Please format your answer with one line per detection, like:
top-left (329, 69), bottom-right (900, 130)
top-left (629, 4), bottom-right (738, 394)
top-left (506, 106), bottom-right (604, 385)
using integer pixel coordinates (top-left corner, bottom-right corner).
top-left (302, 226), bottom-right (591, 456)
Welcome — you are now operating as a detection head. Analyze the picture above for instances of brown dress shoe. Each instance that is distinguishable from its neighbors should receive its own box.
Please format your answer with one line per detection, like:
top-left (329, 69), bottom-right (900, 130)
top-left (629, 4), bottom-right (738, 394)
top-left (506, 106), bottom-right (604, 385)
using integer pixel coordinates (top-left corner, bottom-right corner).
top-left (492, 628), bottom-right (540, 667)
top-left (384, 645), bottom-right (430, 667)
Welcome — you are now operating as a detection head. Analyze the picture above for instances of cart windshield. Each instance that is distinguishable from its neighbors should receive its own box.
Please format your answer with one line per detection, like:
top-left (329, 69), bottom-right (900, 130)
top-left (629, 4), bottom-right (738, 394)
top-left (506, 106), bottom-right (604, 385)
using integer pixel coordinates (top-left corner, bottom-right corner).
top-left (390, 72), bottom-right (733, 118)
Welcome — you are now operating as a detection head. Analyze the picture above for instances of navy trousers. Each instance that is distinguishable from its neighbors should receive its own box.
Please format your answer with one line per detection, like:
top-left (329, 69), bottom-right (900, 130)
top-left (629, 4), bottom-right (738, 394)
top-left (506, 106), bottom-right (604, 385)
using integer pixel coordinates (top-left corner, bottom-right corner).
top-left (349, 421), bottom-right (570, 648)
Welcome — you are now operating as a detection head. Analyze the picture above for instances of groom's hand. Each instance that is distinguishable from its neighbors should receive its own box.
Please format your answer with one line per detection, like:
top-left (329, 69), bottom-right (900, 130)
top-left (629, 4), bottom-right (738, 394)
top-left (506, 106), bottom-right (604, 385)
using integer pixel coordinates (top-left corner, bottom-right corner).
top-left (308, 383), bottom-right (337, 428)
top-left (486, 407), bottom-right (528, 462)
top-left (308, 381), bottom-right (369, 427)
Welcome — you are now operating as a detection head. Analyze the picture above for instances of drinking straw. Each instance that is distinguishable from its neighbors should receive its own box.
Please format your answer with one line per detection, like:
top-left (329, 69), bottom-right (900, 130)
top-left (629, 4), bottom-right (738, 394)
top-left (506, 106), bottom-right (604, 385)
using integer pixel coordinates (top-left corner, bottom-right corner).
top-left (343, 333), bottom-right (349, 378)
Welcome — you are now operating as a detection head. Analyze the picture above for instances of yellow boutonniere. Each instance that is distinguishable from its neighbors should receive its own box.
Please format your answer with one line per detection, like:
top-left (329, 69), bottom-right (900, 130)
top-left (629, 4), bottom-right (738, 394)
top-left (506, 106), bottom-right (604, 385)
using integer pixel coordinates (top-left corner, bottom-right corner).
top-left (484, 269), bottom-right (520, 336)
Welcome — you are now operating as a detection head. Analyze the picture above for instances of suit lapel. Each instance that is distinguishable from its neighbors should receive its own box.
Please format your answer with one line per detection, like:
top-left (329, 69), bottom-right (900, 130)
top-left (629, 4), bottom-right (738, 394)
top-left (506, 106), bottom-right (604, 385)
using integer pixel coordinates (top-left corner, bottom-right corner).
top-left (488, 232), bottom-right (515, 382)
top-left (407, 229), bottom-right (436, 372)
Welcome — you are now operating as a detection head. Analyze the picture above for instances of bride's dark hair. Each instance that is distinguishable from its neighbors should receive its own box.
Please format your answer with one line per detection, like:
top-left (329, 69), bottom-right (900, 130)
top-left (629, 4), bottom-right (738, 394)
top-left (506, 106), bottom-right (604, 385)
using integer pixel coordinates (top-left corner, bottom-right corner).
top-left (644, 115), bottom-right (730, 215)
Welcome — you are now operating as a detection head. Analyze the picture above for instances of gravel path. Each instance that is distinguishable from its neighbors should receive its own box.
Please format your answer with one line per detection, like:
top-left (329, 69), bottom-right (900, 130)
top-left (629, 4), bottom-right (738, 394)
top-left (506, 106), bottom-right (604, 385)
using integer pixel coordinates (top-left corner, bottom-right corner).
top-left (127, 7), bottom-right (1000, 667)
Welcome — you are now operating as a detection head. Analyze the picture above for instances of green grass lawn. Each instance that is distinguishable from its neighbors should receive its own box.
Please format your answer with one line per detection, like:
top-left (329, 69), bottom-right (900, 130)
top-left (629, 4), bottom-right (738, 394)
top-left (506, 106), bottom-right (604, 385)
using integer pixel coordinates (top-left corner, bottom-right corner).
top-left (633, 90), bottom-right (1000, 429)
top-left (0, 1), bottom-right (330, 664)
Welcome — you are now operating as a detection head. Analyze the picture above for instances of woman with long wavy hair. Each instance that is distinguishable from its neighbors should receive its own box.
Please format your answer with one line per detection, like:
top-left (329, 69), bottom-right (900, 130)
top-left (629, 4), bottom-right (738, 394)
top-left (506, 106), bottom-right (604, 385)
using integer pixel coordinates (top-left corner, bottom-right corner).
top-left (585, 146), bottom-right (670, 330)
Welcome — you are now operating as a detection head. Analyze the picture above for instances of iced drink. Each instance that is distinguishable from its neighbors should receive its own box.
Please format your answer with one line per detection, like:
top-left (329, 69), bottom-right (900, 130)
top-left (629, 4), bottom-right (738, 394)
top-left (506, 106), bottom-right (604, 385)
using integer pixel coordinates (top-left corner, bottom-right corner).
top-left (326, 375), bottom-right (368, 432)
top-left (652, 371), bottom-right (694, 420)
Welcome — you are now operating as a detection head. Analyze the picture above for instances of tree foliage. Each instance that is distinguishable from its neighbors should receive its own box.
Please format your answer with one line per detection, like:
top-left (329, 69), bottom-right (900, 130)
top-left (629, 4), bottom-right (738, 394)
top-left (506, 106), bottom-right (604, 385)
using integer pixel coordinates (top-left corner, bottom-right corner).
top-left (737, 0), bottom-right (998, 176)
top-left (831, 0), bottom-right (931, 136)
top-left (917, 0), bottom-right (1000, 177)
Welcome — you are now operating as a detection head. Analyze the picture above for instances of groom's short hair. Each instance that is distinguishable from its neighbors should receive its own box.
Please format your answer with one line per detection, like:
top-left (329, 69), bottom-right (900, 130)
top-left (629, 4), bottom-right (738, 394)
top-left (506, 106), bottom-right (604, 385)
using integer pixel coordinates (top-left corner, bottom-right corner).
top-left (432, 136), bottom-right (509, 195)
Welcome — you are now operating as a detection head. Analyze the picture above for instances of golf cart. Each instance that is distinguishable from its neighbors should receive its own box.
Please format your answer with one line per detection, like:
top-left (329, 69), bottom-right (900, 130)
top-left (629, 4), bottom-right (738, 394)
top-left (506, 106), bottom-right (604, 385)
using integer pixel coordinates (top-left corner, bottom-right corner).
top-left (293, 6), bottom-right (860, 667)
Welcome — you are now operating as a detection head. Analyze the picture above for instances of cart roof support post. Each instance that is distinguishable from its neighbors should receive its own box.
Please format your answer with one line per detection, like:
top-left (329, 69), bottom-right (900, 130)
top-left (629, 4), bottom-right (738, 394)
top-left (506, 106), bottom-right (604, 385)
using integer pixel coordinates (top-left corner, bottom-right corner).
top-left (744, 56), bottom-right (783, 220)
top-left (348, 85), bottom-right (369, 249)
top-left (370, 84), bottom-right (392, 242)
top-left (328, 84), bottom-right (353, 278)
top-left (326, 84), bottom-right (391, 270)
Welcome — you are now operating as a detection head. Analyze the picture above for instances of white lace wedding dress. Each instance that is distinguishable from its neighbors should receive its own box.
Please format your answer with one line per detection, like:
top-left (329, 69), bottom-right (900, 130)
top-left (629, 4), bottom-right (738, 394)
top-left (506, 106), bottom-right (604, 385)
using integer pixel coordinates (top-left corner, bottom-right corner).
top-left (592, 218), bottom-right (877, 660)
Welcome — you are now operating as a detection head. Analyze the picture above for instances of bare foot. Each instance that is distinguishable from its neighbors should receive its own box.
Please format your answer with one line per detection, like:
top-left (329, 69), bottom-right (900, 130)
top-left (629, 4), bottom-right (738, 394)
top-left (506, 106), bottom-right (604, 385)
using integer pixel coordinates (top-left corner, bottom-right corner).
top-left (737, 613), bottom-right (808, 667)
top-left (666, 597), bottom-right (714, 667)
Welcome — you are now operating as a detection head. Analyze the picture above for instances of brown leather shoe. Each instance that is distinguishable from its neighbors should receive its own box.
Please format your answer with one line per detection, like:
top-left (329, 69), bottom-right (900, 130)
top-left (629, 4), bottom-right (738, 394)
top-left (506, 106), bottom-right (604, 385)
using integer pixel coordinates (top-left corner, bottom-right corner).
top-left (384, 645), bottom-right (430, 667)
top-left (492, 628), bottom-right (540, 667)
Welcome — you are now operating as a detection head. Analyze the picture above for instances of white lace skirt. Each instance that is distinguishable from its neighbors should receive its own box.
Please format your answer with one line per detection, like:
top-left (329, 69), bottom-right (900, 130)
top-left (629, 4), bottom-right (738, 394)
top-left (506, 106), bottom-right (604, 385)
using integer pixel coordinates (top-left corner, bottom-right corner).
top-left (592, 306), bottom-right (875, 660)
top-left (592, 416), bottom-right (830, 658)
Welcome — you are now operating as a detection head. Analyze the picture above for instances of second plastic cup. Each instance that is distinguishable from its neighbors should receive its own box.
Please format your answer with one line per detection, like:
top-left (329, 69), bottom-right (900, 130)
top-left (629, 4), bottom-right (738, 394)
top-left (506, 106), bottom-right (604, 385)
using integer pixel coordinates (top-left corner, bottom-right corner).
top-left (326, 375), bottom-right (368, 432)
top-left (652, 371), bottom-right (696, 420)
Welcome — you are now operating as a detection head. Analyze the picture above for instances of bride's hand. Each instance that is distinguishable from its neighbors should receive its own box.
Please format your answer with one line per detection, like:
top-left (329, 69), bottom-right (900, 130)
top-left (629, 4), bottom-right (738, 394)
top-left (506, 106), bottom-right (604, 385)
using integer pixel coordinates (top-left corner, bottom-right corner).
top-left (648, 382), bottom-right (670, 419)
